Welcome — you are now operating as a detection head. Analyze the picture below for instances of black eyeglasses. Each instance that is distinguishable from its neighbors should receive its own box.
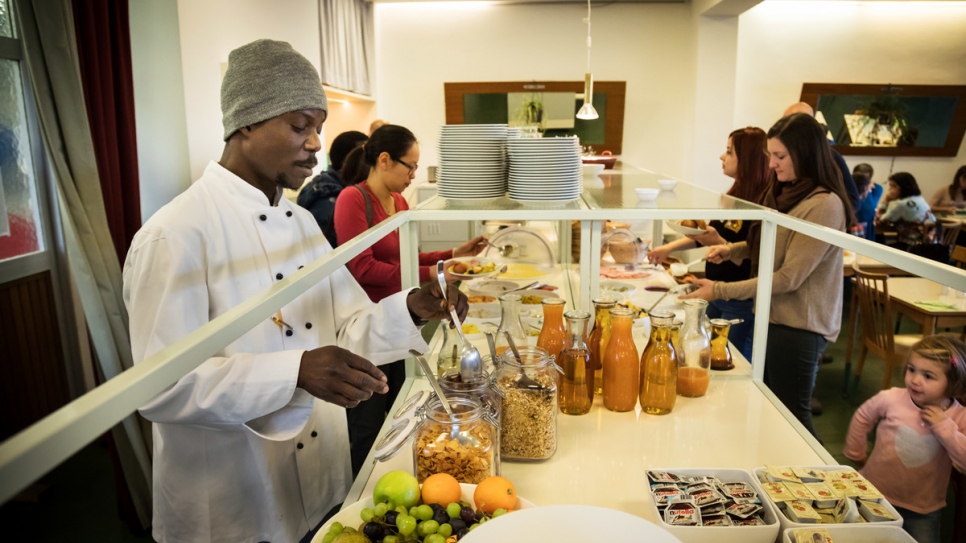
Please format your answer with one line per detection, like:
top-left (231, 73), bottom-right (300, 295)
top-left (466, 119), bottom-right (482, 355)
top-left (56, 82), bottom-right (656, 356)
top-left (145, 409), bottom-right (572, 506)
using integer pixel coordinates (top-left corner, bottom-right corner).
top-left (393, 157), bottom-right (417, 174)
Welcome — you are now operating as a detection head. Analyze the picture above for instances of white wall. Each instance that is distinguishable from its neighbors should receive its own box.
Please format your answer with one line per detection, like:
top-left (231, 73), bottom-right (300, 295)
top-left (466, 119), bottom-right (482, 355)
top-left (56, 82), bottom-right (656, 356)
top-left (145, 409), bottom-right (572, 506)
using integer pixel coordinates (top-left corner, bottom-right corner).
top-left (735, 0), bottom-right (966, 196)
top-left (373, 2), bottom-right (696, 183)
top-left (129, 0), bottom-right (191, 221)
top-left (175, 0), bottom-right (323, 181)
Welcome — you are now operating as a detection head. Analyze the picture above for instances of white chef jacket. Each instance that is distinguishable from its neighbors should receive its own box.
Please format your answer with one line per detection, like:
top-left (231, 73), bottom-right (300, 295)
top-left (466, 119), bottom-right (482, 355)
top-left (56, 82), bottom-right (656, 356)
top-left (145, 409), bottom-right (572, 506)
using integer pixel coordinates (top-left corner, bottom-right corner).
top-left (122, 161), bottom-right (428, 543)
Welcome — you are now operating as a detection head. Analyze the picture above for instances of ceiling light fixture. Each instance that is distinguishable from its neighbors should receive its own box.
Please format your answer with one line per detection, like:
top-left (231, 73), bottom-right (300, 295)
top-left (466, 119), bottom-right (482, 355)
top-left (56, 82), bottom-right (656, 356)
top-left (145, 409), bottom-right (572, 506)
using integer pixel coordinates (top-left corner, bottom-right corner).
top-left (576, 0), bottom-right (599, 120)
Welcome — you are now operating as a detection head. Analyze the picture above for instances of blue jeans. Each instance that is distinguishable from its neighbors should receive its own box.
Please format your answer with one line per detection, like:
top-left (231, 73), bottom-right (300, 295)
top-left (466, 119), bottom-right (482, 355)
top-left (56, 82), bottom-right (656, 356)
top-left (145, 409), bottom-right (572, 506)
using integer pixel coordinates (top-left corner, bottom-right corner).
top-left (706, 298), bottom-right (755, 362)
top-left (763, 324), bottom-right (827, 437)
top-left (894, 506), bottom-right (942, 543)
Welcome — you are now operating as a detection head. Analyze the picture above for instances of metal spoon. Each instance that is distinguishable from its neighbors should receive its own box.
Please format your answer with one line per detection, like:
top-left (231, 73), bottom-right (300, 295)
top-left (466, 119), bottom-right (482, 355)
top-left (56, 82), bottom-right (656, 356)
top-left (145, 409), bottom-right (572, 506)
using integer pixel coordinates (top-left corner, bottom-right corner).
top-left (437, 261), bottom-right (483, 381)
top-left (409, 349), bottom-right (453, 417)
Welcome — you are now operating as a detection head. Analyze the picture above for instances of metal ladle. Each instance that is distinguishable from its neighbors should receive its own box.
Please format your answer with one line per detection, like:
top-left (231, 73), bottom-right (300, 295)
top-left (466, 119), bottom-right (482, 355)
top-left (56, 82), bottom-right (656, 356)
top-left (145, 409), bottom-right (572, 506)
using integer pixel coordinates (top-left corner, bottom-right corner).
top-left (437, 261), bottom-right (483, 381)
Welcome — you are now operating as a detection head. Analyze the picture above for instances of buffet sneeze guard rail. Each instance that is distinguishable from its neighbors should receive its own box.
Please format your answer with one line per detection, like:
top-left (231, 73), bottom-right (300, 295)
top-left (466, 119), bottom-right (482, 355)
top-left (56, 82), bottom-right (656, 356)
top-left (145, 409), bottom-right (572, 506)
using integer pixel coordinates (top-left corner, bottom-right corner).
top-left (2, 191), bottom-right (965, 506)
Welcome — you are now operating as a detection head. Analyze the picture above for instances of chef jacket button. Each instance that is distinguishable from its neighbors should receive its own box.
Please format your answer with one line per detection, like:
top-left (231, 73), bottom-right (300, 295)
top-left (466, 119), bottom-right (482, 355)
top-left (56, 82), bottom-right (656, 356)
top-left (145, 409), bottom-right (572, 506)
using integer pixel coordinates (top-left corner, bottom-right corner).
top-left (305, 322), bottom-right (312, 329)
top-left (286, 210), bottom-right (293, 217)
top-left (285, 330), bottom-right (293, 337)
top-left (259, 214), bottom-right (267, 221)
top-left (276, 273), bottom-right (283, 280)
top-left (311, 431), bottom-right (318, 438)
top-left (297, 442), bottom-right (304, 450)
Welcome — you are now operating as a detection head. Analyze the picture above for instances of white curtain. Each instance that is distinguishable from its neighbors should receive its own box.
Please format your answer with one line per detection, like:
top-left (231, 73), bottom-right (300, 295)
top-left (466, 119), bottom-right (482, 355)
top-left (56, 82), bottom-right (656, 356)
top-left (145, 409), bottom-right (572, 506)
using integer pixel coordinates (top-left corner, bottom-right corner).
top-left (318, 0), bottom-right (373, 95)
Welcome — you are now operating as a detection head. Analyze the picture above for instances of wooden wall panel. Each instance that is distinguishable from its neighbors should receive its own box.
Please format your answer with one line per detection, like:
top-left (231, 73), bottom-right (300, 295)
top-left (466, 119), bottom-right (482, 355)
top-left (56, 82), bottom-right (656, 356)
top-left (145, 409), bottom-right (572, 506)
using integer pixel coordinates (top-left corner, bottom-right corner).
top-left (0, 271), bottom-right (70, 441)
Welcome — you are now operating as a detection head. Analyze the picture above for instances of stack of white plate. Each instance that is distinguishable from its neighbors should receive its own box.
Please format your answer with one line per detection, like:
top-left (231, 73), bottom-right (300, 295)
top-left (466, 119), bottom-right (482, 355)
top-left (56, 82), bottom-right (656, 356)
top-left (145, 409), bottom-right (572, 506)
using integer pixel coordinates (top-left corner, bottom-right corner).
top-left (506, 136), bottom-right (583, 203)
top-left (437, 124), bottom-right (508, 200)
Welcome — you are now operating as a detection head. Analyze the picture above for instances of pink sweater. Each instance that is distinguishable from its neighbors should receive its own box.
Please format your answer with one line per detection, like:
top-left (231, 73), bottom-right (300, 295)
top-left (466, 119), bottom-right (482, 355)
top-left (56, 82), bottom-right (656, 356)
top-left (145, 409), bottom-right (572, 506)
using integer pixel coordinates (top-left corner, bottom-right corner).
top-left (843, 387), bottom-right (966, 513)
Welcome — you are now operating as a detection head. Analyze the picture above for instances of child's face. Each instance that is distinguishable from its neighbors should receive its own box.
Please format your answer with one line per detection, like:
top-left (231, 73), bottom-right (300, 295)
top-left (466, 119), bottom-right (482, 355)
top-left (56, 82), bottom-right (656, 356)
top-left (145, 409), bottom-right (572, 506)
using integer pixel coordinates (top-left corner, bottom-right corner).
top-left (905, 354), bottom-right (949, 407)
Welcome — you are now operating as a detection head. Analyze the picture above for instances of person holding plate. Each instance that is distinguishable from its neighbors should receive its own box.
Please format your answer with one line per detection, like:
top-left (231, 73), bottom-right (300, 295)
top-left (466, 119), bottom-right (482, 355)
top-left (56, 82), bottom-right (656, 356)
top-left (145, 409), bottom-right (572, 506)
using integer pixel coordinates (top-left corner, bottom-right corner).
top-left (334, 124), bottom-right (485, 473)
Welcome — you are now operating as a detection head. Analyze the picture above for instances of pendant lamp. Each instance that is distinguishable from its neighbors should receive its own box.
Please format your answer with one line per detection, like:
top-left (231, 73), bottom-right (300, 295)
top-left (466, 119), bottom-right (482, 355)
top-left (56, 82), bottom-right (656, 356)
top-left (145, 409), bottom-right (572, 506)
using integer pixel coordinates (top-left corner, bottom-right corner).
top-left (576, 0), bottom-right (599, 120)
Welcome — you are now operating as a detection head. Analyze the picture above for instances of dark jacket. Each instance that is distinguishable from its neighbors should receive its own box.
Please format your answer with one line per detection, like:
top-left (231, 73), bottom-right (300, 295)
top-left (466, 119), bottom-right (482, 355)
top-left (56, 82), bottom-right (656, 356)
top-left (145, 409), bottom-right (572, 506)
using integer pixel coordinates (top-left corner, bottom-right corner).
top-left (297, 168), bottom-right (345, 247)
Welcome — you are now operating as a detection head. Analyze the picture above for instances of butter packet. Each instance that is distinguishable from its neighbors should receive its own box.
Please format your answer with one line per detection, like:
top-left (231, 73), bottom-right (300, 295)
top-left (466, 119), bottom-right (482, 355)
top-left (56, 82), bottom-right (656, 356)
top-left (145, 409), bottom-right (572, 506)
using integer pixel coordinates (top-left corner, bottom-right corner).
top-left (763, 482), bottom-right (793, 502)
top-left (794, 527), bottom-right (834, 543)
top-left (793, 467), bottom-right (827, 483)
top-left (805, 482), bottom-right (838, 508)
top-left (858, 499), bottom-right (896, 522)
top-left (766, 465), bottom-right (799, 483)
top-left (665, 497), bottom-right (701, 526)
top-left (784, 500), bottom-right (822, 523)
top-left (784, 481), bottom-right (815, 502)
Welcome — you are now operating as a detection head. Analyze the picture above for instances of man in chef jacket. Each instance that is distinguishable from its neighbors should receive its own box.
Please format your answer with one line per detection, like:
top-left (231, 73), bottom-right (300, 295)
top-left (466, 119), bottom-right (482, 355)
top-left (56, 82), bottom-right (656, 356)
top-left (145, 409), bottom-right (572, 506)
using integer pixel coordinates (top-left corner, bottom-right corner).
top-left (122, 39), bottom-right (464, 543)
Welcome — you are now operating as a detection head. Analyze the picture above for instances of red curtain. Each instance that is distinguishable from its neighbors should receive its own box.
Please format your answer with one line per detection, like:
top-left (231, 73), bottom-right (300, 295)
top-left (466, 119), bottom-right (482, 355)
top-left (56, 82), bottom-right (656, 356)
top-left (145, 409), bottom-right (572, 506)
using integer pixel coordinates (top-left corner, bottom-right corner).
top-left (71, 0), bottom-right (141, 264)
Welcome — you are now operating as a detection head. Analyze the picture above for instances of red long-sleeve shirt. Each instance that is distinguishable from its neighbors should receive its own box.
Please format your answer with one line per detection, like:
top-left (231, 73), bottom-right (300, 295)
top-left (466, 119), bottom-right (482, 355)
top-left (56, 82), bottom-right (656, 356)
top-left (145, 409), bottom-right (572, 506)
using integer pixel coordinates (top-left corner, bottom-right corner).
top-left (333, 181), bottom-right (452, 302)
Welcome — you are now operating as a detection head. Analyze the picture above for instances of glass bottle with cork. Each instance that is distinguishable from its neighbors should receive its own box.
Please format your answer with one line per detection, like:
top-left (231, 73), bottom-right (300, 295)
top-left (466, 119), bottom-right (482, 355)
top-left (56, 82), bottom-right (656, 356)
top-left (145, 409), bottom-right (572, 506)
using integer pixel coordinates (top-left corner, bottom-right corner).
top-left (587, 298), bottom-right (616, 396)
top-left (640, 310), bottom-right (678, 415)
top-left (558, 309), bottom-right (593, 415)
top-left (602, 306), bottom-right (639, 412)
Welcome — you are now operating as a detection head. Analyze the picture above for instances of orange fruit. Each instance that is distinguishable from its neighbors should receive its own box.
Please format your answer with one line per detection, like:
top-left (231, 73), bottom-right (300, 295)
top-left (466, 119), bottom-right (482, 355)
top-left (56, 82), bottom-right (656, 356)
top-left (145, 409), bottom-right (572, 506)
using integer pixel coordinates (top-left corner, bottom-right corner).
top-left (473, 476), bottom-right (518, 513)
top-left (420, 473), bottom-right (462, 505)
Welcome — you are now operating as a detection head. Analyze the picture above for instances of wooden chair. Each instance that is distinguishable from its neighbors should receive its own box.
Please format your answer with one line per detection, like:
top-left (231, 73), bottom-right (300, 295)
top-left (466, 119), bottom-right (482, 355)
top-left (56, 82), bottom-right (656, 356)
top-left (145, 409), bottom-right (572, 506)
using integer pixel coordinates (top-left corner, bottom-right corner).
top-left (848, 264), bottom-right (922, 395)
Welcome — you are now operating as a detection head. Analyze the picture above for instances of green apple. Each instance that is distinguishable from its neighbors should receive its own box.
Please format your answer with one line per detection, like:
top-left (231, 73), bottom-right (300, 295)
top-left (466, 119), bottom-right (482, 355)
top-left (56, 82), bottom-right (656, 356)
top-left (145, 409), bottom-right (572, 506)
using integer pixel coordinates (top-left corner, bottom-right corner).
top-left (372, 470), bottom-right (420, 508)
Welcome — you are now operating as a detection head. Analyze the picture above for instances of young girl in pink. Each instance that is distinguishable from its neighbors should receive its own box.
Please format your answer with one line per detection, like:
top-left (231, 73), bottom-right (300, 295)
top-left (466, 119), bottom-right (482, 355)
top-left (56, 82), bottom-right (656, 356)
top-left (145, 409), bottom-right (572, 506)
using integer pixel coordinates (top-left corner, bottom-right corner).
top-left (844, 335), bottom-right (966, 543)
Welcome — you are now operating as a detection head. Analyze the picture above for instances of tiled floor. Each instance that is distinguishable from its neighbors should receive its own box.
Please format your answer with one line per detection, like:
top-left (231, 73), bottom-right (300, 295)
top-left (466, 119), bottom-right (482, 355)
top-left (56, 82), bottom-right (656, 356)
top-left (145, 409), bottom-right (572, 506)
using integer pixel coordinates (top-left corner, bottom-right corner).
top-left (1, 296), bottom-right (959, 541)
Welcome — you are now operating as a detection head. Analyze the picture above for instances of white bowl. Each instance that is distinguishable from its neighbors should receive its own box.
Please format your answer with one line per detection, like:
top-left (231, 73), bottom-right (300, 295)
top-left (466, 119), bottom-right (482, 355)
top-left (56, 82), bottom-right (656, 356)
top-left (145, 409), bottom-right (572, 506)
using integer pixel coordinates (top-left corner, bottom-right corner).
top-left (658, 179), bottom-right (679, 191)
top-left (635, 188), bottom-right (660, 201)
top-left (466, 279), bottom-right (519, 298)
top-left (599, 280), bottom-right (637, 299)
top-left (314, 483), bottom-right (537, 542)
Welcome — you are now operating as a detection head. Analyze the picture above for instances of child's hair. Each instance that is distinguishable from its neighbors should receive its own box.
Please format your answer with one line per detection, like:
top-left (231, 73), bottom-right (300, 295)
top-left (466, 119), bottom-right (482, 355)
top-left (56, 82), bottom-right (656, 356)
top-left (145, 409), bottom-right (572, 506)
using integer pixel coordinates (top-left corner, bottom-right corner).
top-left (909, 335), bottom-right (966, 402)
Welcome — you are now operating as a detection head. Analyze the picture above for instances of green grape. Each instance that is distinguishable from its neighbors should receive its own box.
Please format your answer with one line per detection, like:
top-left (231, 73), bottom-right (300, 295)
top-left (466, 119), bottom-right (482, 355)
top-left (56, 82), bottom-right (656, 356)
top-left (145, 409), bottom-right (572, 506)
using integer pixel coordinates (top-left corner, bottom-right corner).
top-left (415, 504), bottom-right (434, 521)
top-left (424, 535), bottom-right (446, 543)
top-left (383, 537), bottom-right (400, 543)
top-left (437, 523), bottom-right (453, 538)
top-left (491, 508), bottom-right (507, 518)
top-left (328, 522), bottom-right (344, 534)
top-left (374, 502), bottom-right (389, 517)
top-left (396, 514), bottom-right (417, 536)
top-left (360, 508), bottom-right (375, 523)
top-left (321, 533), bottom-right (336, 543)
top-left (445, 503), bottom-right (461, 519)
top-left (416, 519), bottom-right (439, 537)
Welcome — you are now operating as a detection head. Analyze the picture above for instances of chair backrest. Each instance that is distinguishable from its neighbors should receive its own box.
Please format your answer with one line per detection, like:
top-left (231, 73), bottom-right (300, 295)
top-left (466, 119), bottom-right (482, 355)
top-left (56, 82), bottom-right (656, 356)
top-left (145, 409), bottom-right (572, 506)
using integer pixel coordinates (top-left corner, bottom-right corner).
top-left (852, 263), bottom-right (896, 356)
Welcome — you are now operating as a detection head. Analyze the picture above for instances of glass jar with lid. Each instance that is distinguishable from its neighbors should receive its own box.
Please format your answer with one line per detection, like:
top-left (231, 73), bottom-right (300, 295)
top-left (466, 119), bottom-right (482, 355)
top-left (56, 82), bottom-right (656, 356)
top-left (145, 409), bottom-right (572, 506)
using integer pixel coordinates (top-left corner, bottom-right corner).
top-left (372, 391), bottom-right (500, 484)
top-left (494, 346), bottom-right (558, 461)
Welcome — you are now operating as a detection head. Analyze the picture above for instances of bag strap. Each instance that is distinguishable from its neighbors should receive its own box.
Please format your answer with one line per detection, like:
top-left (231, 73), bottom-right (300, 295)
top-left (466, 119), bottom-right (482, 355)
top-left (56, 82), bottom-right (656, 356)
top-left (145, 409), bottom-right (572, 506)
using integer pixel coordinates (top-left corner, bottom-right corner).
top-left (352, 184), bottom-right (374, 228)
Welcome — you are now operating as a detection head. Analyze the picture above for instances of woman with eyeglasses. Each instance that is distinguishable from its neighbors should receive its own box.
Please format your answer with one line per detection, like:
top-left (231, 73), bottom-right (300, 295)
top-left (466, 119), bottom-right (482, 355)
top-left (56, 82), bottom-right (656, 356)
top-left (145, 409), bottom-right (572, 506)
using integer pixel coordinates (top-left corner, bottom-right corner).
top-left (333, 124), bottom-right (484, 474)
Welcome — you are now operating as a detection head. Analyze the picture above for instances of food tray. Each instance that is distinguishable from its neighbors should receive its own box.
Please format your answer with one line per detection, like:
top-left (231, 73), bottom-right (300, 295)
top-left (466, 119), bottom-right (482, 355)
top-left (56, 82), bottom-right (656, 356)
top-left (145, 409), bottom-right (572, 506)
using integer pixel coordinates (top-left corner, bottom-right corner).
top-left (753, 466), bottom-right (903, 533)
top-left (646, 468), bottom-right (780, 543)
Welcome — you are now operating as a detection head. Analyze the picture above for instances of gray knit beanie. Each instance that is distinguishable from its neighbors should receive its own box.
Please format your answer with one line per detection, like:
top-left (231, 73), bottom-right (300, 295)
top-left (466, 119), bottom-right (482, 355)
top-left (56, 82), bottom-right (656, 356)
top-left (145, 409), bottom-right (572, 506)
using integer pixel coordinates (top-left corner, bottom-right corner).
top-left (221, 39), bottom-right (328, 141)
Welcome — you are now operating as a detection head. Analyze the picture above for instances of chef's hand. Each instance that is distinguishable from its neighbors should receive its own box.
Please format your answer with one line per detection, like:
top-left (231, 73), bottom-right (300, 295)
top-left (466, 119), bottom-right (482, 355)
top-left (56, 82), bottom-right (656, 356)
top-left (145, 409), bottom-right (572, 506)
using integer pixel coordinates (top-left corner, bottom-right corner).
top-left (297, 346), bottom-right (388, 408)
top-left (679, 278), bottom-right (715, 301)
top-left (689, 227), bottom-right (725, 247)
top-left (407, 280), bottom-right (468, 324)
top-left (647, 245), bottom-right (671, 266)
top-left (453, 236), bottom-right (487, 258)
top-left (706, 244), bottom-right (731, 264)
top-left (921, 405), bottom-right (950, 427)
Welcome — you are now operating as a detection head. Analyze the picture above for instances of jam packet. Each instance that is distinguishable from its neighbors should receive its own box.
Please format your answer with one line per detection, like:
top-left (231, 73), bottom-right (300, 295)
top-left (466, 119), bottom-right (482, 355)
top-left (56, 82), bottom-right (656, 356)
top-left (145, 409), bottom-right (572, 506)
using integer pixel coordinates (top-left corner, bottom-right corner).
top-left (665, 497), bottom-right (701, 526)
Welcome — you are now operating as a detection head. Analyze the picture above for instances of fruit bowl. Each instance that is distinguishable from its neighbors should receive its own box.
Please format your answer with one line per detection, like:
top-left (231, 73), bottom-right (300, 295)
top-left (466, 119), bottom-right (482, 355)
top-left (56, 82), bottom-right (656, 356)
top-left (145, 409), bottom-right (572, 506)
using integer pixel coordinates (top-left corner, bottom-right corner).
top-left (312, 484), bottom-right (536, 542)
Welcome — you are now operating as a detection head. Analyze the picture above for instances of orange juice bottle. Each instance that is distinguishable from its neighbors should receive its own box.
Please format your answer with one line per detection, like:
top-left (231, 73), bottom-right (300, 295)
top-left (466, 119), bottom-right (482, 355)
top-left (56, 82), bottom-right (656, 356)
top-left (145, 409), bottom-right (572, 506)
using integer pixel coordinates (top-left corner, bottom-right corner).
top-left (640, 310), bottom-right (678, 415)
top-left (602, 306), bottom-right (639, 412)
top-left (587, 299), bottom-right (616, 397)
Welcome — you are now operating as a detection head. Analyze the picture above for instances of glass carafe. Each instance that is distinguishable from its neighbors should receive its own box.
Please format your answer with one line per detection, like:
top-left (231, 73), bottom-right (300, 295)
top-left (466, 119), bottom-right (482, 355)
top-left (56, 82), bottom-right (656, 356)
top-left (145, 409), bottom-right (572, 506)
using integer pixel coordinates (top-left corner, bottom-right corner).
top-left (537, 298), bottom-right (567, 364)
top-left (640, 310), bottom-right (678, 415)
top-left (587, 299), bottom-right (616, 397)
top-left (602, 306), bottom-right (639, 412)
top-left (494, 346), bottom-right (558, 461)
top-left (677, 299), bottom-right (711, 398)
top-left (710, 319), bottom-right (735, 371)
top-left (494, 294), bottom-right (527, 359)
top-left (437, 323), bottom-right (462, 378)
top-left (559, 310), bottom-right (593, 415)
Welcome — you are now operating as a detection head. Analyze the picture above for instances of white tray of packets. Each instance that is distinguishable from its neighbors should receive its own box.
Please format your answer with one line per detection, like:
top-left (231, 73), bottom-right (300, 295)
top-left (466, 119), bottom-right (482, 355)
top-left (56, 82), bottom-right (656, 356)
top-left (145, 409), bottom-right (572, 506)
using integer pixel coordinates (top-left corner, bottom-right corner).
top-left (754, 465), bottom-right (902, 533)
top-left (644, 468), bottom-right (780, 543)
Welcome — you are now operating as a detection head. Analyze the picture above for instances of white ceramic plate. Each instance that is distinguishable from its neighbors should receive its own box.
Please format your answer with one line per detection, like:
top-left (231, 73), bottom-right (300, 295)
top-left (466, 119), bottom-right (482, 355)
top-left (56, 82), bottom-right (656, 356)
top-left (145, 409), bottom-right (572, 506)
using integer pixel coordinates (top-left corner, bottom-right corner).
top-left (313, 483), bottom-right (536, 543)
top-left (461, 505), bottom-right (682, 543)
top-left (665, 220), bottom-right (707, 236)
top-left (446, 257), bottom-right (501, 279)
